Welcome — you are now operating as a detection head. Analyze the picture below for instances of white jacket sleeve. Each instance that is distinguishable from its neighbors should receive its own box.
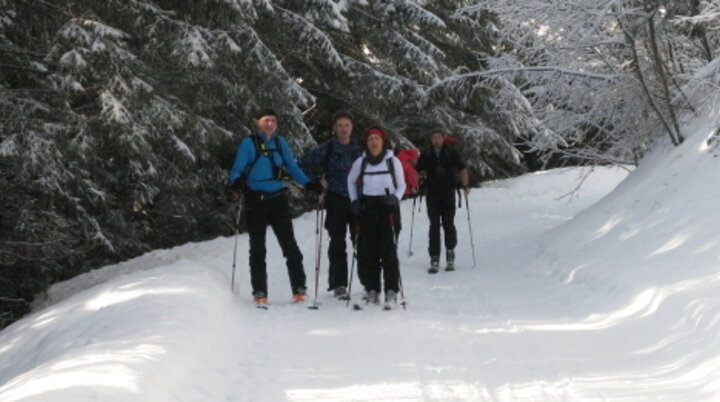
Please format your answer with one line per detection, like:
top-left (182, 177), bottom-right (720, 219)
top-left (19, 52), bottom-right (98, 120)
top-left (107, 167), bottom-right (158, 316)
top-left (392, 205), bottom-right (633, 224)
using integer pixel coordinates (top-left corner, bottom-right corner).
top-left (347, 157), bottom-right (362, 201)
top-left (391, 157), bottom-right (406, 200)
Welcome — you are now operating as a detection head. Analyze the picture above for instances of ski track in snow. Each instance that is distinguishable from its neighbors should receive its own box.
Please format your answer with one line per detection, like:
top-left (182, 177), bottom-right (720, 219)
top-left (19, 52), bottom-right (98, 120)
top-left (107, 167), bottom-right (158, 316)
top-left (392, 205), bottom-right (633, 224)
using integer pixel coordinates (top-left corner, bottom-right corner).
top-left (2, 152), bottom-right (720, 400)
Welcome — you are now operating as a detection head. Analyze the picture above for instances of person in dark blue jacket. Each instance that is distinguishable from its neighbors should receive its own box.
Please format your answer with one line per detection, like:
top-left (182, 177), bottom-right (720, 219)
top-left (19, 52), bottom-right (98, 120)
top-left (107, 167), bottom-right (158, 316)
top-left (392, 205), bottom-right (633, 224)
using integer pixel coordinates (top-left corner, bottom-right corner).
top-left (229, 108), bottom-right (323, 306)
top-left (299, 111), bottom-right (363, 299)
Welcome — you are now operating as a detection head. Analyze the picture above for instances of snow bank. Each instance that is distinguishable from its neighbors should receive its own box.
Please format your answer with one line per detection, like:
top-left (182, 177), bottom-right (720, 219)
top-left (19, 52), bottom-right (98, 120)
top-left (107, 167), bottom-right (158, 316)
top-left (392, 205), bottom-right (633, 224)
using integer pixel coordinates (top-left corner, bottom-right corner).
top-left (539, 109), bottom-right (720, 298)
top-left (532, 110), bottom-right (720, 399)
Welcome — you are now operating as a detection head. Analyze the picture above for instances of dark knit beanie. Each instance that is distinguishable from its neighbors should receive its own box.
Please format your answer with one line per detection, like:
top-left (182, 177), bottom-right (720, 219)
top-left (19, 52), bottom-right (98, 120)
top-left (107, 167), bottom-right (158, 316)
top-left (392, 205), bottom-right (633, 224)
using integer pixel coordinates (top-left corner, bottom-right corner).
top-left (254, 108), bottom-right (278, 120)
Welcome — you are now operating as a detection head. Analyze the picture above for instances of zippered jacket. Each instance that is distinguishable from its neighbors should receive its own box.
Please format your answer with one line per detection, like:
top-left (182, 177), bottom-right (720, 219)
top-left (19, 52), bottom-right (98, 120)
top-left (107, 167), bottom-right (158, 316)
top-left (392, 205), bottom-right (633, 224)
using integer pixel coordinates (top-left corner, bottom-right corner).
top-left (229, 132), bottom-right (310, 193)
top-left (299, 136), bottom-right (363, 198)
top-left (347, 150), bottom-right (406, 201)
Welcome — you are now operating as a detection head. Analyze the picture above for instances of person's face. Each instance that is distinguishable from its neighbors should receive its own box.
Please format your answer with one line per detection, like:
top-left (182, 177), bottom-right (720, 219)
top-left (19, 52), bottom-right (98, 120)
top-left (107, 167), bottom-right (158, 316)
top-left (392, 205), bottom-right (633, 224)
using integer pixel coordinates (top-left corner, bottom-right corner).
top-left (256, 115), bottom-right (277, 137)
top-left (430, 132), bottom-right (444, 149)
top-left (333, 117), bottom-right (353, 144)
top-left (366, 134), bottom-right (384, 156)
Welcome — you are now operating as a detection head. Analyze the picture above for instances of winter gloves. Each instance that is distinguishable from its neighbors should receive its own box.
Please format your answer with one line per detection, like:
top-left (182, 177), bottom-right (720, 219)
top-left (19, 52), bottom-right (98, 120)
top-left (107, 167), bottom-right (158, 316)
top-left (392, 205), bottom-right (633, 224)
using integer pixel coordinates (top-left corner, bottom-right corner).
top-left (383, 194), bottom-right (399, 207)
top-left (229, 177), bottom-right (245, 196)
top-left (304, 179), bottom-right (324, 195)
top-left (351, 195), bottom-right (397, 215)
top-left (351, 200), bottom-right (362, 216)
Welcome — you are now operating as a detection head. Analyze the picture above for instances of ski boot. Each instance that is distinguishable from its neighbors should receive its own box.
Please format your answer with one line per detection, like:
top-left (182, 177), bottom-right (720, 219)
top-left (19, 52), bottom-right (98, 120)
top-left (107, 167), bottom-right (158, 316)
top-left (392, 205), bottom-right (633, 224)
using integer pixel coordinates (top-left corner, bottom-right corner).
top-left (293, 286), bottom-right (307, 303)
top-left (333, 286), bottom-right (349, 300)
top-left (383, 290), bottom-right (398, 310)
top-left (366, 290), bottom-right (380, 304)
top-left (445, 249), bottom-right (455, 271)
top-left (428, 256), bottom-right (440, 274)
top-left (253, 291), bottom-right (268, 309)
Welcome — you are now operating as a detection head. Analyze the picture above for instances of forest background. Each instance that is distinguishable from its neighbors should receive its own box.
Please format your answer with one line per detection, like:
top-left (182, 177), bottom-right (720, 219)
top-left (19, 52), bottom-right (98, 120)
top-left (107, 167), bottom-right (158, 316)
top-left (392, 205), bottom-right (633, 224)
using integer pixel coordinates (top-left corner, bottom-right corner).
top-left (1, 0), bottom-right (719, 327)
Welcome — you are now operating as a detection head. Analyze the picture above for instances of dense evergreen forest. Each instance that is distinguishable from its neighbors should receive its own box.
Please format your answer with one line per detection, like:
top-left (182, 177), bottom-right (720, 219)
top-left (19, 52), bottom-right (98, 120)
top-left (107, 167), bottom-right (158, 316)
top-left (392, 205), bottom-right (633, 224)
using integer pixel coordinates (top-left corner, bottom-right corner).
top-left (2, 0), bottom-right (718, 327)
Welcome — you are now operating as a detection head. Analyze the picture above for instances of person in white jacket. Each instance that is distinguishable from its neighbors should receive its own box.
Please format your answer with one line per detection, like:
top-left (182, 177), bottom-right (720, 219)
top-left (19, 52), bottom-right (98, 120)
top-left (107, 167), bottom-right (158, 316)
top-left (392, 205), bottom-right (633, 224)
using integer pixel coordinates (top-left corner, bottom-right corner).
top-left (347, 127), bottom-right (405, 307)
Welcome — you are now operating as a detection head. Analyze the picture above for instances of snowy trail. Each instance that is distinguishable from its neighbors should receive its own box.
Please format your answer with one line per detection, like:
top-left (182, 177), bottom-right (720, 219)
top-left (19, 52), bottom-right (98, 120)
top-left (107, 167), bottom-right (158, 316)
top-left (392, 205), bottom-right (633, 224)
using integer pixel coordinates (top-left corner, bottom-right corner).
top-left (3, 164), bottom-right (720, 400)
top-left (160, 168), bottom-right (629, 401)
top-left (0, 168), bottom-right (626, 401)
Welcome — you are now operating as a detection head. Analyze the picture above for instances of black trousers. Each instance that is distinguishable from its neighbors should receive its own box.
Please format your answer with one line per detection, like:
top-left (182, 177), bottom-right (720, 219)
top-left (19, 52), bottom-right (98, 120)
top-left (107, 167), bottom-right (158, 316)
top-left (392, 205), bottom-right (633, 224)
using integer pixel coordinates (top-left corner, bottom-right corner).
top-left (357, 197), bottom-right (400, 293)
top-left (245, 192), bottom-right (305, 296)
top-left (324, 192), bottom-right (357, 291)
top-left (427, 191), bottom-right (457, 257)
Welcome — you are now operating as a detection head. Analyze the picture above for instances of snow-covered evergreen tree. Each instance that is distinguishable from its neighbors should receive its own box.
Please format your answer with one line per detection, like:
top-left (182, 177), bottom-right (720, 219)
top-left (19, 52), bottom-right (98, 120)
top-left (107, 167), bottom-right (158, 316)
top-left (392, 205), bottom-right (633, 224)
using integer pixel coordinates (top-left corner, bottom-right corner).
top-left (12, 0), bottom-right (707, 327)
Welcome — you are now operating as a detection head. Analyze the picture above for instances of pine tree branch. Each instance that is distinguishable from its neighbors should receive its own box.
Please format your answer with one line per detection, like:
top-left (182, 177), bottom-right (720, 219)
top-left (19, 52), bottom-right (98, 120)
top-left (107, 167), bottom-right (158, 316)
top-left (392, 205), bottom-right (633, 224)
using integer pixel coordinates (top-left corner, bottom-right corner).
top-left (430, 66), bottom-right (628, 92)
top-left (0, 297), bottom-right (26, 303)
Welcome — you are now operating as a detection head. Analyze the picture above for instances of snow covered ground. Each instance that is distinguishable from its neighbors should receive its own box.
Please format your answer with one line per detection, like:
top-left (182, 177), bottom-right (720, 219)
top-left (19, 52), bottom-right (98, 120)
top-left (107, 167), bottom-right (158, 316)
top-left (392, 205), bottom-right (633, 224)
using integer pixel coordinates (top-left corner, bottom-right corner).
top-left (1, 116), bottom-right (720, 401)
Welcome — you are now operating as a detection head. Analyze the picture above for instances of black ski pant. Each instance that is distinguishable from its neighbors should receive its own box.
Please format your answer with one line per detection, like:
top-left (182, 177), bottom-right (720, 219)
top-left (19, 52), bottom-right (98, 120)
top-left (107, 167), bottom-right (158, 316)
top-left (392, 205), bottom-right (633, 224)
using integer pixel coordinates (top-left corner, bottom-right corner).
top-left (245, 191), bottom-right (305, 296)
top-left (324, 192), bottom-right (357, 291)
top-left (356, 196), bottom-right (400, 294)
top-left (427, 191), bottom-right (457, 257)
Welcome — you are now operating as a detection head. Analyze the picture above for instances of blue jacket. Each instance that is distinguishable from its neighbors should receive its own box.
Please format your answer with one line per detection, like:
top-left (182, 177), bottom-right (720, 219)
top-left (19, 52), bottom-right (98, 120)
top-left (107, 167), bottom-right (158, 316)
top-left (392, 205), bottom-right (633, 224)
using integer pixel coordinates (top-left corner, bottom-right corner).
top-left (299, 137), bottom-right (363, 197)
top-left (229, 132), bottom-right (310, 193)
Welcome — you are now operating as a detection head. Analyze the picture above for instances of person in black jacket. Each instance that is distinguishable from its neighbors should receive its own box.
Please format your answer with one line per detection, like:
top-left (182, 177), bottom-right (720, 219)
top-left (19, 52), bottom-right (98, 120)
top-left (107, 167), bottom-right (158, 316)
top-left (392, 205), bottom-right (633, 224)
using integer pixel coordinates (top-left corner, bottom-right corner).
top-left (415, 128), bottom-right (469, 273)
top-left (299, 111), bottom-right (363, 299)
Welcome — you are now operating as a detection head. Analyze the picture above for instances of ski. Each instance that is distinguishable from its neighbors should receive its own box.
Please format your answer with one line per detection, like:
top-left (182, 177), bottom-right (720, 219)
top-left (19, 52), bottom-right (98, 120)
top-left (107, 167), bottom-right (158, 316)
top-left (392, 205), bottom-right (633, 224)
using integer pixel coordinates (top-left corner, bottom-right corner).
top-left (253, 299), bottom-right (311, 310)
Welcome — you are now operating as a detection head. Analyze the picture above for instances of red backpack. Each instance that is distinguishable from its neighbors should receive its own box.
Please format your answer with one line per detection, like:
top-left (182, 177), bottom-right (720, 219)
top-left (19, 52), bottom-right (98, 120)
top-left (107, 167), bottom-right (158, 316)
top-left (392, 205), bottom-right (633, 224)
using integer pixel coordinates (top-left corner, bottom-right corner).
top-left (395, 149), bottom-right (420, 195)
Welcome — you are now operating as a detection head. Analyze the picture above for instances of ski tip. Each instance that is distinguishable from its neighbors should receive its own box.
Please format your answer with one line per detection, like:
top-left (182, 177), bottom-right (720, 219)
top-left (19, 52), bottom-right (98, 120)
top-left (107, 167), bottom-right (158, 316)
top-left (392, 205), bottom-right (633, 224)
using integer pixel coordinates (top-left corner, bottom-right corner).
top-left (256, 305), bottom-right (269, 310)
top-left (307, 305), bottom-right (320, 310)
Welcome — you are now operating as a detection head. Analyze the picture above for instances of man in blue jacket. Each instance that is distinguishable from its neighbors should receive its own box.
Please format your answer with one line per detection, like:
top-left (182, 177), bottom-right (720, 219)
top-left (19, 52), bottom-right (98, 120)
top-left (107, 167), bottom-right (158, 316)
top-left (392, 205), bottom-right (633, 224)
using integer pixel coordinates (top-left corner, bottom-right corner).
top-left (229, 108), bottom-right (323, 306)
top-left (299, 111), bottom-right (363, 299)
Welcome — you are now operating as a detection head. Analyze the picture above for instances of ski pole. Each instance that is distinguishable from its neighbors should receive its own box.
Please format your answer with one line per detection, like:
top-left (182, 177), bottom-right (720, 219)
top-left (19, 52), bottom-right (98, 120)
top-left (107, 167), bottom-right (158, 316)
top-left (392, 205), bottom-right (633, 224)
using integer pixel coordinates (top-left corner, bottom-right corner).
top-left (231, 197), bottom-right (243, 293)
top-left (464, 191), bottom-right (477, 268)
top-left (309, 192), bottom-right (325, 310)
top-left (407, 195), bottom-right (417, 257)
top-left (346, 220), bottom-right (360, 308)
top-left (386, 189), bottom-right (406, 309)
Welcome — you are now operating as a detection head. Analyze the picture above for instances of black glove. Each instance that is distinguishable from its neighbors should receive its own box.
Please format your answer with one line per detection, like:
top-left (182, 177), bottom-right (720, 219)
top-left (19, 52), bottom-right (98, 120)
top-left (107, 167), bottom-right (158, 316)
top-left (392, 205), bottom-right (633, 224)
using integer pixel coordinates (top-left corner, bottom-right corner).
top-left (351, 200), bottom-right (362, 216)
top-left (229, 177), bottom-right (245, 195)
top-left (304, 179), bottom-right (324, 195)
top-left (383, 194), bottom-right (399, 207)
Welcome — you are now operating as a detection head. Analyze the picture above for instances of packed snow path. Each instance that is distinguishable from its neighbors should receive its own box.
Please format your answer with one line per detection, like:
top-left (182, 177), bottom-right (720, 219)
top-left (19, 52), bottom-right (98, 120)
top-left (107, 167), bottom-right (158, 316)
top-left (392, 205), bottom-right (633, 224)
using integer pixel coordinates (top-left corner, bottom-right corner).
top-left (1, 163), bottom-right (719, 401)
